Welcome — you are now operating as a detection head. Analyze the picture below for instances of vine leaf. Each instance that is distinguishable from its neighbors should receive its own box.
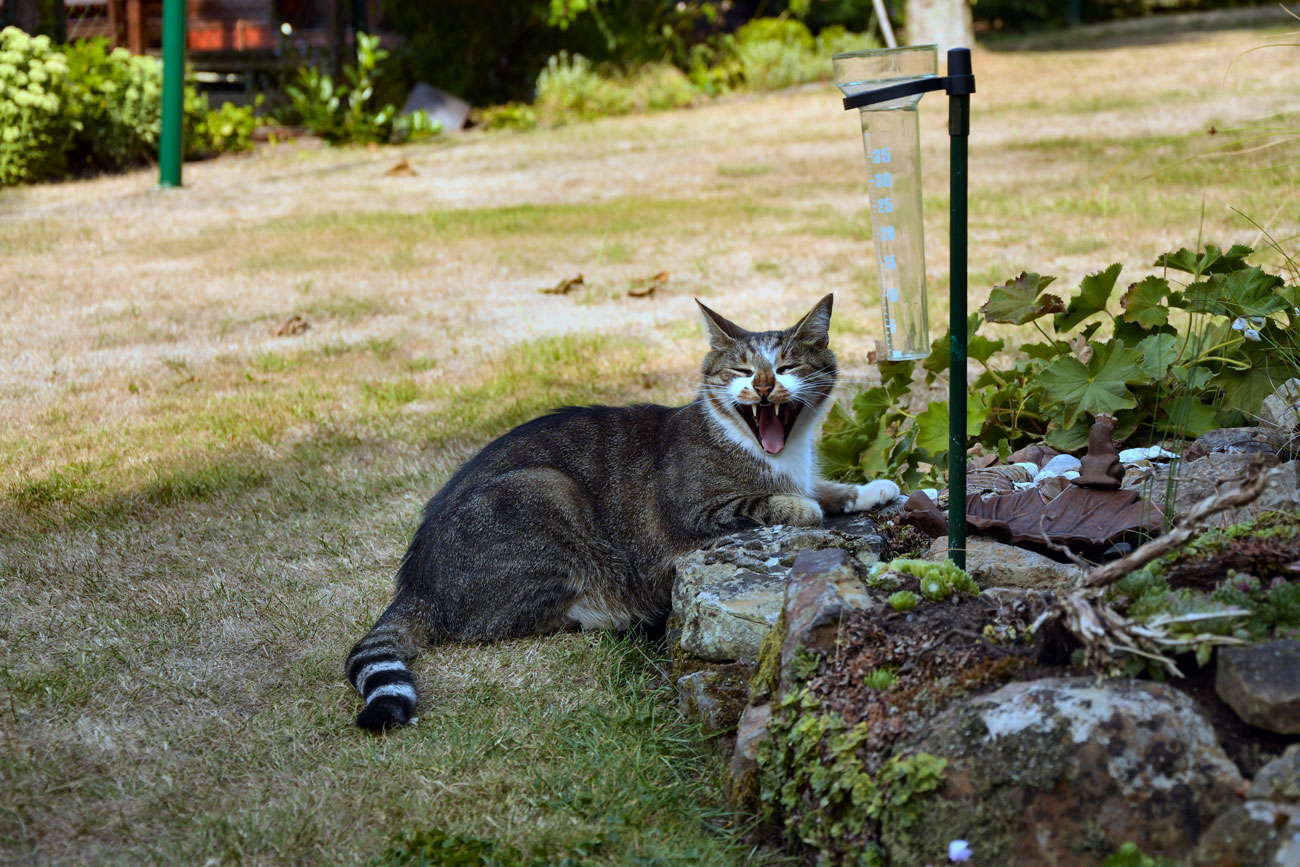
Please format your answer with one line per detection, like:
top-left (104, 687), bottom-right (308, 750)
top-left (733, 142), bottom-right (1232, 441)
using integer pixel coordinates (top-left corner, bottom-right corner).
top-left (981, 272), bottom-right (1063, 325)
top-left (1055, 263), bottom-right (1122, 331)
top-left (1136, 333), bottom-right (1179, 381)
top-left (1036, 340), bottom-right (1146, 428)
top-left (1120, 276), bottom-right (1172, 329)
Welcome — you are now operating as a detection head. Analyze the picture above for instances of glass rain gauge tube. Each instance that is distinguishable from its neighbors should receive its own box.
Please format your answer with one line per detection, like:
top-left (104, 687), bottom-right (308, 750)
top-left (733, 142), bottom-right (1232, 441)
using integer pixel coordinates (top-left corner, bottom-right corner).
top-left (833, 45), bottom-right (937, 361)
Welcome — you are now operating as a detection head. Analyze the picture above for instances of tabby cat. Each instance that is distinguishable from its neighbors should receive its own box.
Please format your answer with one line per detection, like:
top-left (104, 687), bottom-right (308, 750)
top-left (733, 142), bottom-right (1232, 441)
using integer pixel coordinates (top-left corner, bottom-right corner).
top-left (345, 294), bottom-right (900, 731)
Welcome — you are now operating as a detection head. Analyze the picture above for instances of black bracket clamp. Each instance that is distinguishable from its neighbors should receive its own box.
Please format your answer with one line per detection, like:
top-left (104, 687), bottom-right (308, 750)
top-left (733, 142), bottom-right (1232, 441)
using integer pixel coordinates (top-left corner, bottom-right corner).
top-left (841, 47), bottom-right (975, 112)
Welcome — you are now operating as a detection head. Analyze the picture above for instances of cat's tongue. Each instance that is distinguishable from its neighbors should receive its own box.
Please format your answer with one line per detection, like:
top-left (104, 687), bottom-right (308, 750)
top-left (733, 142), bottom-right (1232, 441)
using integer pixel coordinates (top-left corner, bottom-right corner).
top-left (757, 405), bottom-right (785, 454)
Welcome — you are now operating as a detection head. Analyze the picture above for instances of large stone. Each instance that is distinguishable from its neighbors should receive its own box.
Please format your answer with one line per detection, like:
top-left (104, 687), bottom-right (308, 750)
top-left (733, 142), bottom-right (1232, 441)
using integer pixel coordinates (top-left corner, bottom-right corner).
top-left (1250, 744), bottom-right (1300, 803)
top-left (1188, 802), bottom-right (1300, 866)
top-left (676, 662), bottom-right (755, 733)
top-left (672, 514), bottom-right (886, 662)
top-left (726, 702), bottom-right (772, 810)
top-left (1216, 641), bottom-right (1300, 734)
top-left (778, 547), bottom-right (880, 693)
top-left (925, 535), bottom-right (1085, 590)
top-left (882, 677), bottom-right (1245, 865)
top-left (1261, 378), bottom-right (1300, 455)
top-left (1140, 453), bottom-right (1298, 528)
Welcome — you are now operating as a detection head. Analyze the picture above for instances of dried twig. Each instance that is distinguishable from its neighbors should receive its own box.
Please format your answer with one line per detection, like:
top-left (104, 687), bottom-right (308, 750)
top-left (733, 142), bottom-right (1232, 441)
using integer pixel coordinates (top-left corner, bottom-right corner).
top-left (1079, 468), bottom-right (1273, 589)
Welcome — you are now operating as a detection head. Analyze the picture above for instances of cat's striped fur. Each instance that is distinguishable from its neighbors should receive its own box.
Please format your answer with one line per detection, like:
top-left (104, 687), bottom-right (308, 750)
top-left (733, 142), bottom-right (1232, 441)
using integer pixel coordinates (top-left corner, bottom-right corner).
top-left (345, 294), bottom-right (900, 731)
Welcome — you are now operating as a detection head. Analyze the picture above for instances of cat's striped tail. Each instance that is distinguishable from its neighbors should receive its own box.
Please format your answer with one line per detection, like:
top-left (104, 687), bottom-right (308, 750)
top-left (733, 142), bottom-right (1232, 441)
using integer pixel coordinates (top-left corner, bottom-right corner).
top-left (345, 599), bottom-right (422, 732)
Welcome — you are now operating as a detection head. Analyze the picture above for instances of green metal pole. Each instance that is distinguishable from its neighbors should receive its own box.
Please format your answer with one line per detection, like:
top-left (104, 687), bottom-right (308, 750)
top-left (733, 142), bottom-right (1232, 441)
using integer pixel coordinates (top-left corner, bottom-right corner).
top-left (947, 48), bottom-right (972, 569)
top-left (159, 0), bottom-right (186, 188)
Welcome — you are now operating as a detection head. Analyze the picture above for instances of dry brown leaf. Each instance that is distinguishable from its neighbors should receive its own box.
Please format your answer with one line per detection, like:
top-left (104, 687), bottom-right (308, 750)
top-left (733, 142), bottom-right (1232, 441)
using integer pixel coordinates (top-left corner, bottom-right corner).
top-left (540, 274), bottom-right (584, 295)
top-left (384, 159), bottom-right (417, 177)
top-left (628, 271), bottom-right (669, 297)
top-left (274, 314), bottom-right (311, 337)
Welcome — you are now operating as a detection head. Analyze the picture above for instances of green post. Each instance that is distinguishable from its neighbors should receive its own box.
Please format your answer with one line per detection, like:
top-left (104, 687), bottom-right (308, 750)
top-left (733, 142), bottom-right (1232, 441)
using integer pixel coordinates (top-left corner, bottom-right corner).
top-left (947, 48), bottom-right (972, 569)
top-left (159, 0), bottom-right (186, 188)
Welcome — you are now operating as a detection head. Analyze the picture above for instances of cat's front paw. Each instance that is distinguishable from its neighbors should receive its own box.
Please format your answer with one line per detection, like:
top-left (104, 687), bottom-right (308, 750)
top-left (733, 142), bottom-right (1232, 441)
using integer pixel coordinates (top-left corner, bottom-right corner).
top-left (768, 494), bottom-right (824, 527)
top-left (850, 480), bottom-right (901, 512)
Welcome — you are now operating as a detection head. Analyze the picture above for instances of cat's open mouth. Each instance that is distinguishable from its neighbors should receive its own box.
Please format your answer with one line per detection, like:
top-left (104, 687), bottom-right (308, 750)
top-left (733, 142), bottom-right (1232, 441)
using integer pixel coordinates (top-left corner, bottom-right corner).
top-left (738, 401), bottom-right (800, 455)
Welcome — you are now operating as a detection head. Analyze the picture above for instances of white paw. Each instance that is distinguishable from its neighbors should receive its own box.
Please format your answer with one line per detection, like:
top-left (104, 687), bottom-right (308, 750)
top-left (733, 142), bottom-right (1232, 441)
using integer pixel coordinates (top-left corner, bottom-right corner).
top-left (852, 480), bottom-right (900, 512)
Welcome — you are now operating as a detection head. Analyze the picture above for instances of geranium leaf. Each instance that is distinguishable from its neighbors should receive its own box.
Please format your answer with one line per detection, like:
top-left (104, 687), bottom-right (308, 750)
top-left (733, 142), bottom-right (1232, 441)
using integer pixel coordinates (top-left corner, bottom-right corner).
top-left (1183, 268), bottom-right (1286, 318)
top-left (981, 272), bottom-right (1063, 325)
top-left (1036, 340), bottom-right (1145, 428)
top-left (1137, 333), bottom-right (1179, 380)
top-left (1120, 276), bottom-right (1171, 329)
top-left (1211, 364), bottom-right (1281, 416)
top-left (1023, 341), bottom-right (1065, 360)
top-left (1045, 418), bottom-right (1091, 452)
top-left (1159, 395), bottom-right (1218, 438)
top-left (1154, 244), bottom-right (1252, 275)
top-left (1055, 263), bottom-right (1121, 331)
top-left (914, 391), bottom-right (990, 455)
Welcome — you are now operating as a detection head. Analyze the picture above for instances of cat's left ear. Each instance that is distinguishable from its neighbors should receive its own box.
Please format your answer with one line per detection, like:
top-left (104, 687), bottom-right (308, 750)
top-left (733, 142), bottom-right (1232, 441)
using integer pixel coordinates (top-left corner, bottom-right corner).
top-left (788, 294), bottom-right (833, 349)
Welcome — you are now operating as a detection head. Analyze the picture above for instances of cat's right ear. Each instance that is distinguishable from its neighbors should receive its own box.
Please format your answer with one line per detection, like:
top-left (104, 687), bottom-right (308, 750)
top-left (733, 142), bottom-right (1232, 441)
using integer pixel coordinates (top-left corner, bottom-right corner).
top-left (696, 299), bottom-right (747, 350)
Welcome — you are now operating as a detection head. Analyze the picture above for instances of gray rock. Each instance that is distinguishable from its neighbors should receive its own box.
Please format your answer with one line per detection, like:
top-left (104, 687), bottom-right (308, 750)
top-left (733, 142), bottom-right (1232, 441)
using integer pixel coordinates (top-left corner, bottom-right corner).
top-left (676, 662), bottom-right (755, 733)
top-left (1188, 802), bottom-right (1300, 866)
top-left (672, 514), bottom-right (886, 662)
top-left (1261, 378), bottom-right (1300, 455)
top-left (1250, 744), bottom-right (1300, 803)
top-left (727, 702), bottom-right (771, 809)
top-left (1139, 453), bottom-right (1298, 527)
top-left (1194, 426), bottom-right (1272, 455)
top-left (400, 82), bottom-right (470, 132)
top-left (882, 677), bottom-right (1245, 865)
top-left (925, 535), bottom-right (1085, 590)
top-left (1216, 641), bottom-right (1300, 734)
top-left (779, 547), bottom-right (879, 693)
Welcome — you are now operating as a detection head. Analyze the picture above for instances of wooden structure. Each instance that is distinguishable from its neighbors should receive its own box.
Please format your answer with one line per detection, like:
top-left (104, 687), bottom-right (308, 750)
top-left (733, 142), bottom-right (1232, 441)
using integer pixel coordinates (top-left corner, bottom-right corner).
top-left (107, 0), bottom-right (278, 54)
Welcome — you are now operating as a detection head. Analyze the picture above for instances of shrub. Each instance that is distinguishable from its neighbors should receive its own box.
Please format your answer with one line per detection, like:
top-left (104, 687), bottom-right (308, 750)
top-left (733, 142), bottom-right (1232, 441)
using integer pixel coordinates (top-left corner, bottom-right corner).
top-left (285, 32), bottom-right (439, 144)
top-left (628, 62), bottom-right (697, 111)
top-left (62, 38), bottom-right (162, 171)
top-left (0, 27), bottom-right (69, 185)
top-left (534, 51), bottom-right (634, 123)
top-left (473, 101), bottom-right (539, 131)
top-left (1, 32), bottom-right (256, 185)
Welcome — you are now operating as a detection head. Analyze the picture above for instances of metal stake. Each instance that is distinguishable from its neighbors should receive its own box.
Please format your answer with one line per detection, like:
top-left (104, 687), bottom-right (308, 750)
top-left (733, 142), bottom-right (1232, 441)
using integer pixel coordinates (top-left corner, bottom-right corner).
top-left (159, 0), bottom-right (186, 188)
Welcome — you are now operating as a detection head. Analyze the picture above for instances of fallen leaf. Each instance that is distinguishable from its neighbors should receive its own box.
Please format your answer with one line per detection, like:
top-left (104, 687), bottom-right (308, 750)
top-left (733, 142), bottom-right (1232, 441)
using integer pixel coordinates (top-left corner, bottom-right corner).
top-left (274, 314), bottom-right (311, 337)
top-left (628, 271), bottom-right (668, 297)
top-left (540, 274), bottom-right (584, 295)
top-left (385, 159), bottom-right (416, 176)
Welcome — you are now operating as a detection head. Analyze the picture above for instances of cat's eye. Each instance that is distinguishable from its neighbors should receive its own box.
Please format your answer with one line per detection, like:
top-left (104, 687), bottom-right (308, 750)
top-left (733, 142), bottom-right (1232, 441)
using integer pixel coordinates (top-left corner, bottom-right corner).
top-left (728, 367), bottom-right (754, 377)
top-left (776, 364), bottom-right (803, 374)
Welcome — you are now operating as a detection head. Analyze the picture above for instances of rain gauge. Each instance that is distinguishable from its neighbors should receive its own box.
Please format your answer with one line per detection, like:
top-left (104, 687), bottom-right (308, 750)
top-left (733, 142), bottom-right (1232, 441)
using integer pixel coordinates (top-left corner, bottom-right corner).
top-left (834, 45), bottom-right (976, 566)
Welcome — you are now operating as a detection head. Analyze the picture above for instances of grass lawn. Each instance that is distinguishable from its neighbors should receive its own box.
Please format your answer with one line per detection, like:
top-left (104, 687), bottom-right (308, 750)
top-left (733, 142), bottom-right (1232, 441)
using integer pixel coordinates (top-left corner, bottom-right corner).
top-left (1, 23), bottom-right (1297, 865)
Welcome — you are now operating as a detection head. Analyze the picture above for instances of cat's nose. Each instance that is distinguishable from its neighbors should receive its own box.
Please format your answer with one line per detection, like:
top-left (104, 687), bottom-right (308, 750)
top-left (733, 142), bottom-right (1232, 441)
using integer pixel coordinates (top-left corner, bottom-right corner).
top-left (754, 383), bottom-right (773, 401)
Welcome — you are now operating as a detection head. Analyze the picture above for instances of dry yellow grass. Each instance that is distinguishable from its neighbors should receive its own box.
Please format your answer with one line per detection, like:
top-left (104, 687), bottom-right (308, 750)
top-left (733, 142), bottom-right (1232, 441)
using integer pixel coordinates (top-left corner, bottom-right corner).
top-left (1, 23), bottom-right (1297, 865)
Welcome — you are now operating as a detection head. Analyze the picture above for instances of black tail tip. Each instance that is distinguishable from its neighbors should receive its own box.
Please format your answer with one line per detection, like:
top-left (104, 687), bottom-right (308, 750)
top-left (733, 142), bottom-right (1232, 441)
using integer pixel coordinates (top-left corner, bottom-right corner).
top-left (355, 697), bottom-right (412, 733)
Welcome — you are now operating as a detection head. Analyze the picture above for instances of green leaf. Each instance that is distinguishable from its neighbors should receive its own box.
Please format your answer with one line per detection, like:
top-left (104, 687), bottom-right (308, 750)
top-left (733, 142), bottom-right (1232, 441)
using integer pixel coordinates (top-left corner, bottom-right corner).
top-left (1120, 276), bottom-right (1171, 329)
top-left (981, 272), bottom-right (1064, 325)
top-left (1173, 363), bottom-right (1214, 391)
top-left (1036, 340), bottom-right (1146, 428)
top-left (1183, 268), bottom-right (1287, 318)
top-left (1154, 243), bottom-right (1252, 275)
top-left (1160, 395), bottom-right (1218, 438)
top-left (1054, 263), bottom-right (1121, 331)
top-left (969, 333), bottom-right (1006, 364)
top-left (914, 391), bottom-right (990, 454)
top-left (851, 387), bottom-right (892, 420)
top-left (1044, 418), bottom-right (1091, 451)
top-left (1211, 364), bottom-right (1281, 416)
top-left (1023, 341), bottom-right (1066, 361)
top-left (1136, 333), bottom-right (1180, 380)
top-left (922, 331), bottom-right (950, 376)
